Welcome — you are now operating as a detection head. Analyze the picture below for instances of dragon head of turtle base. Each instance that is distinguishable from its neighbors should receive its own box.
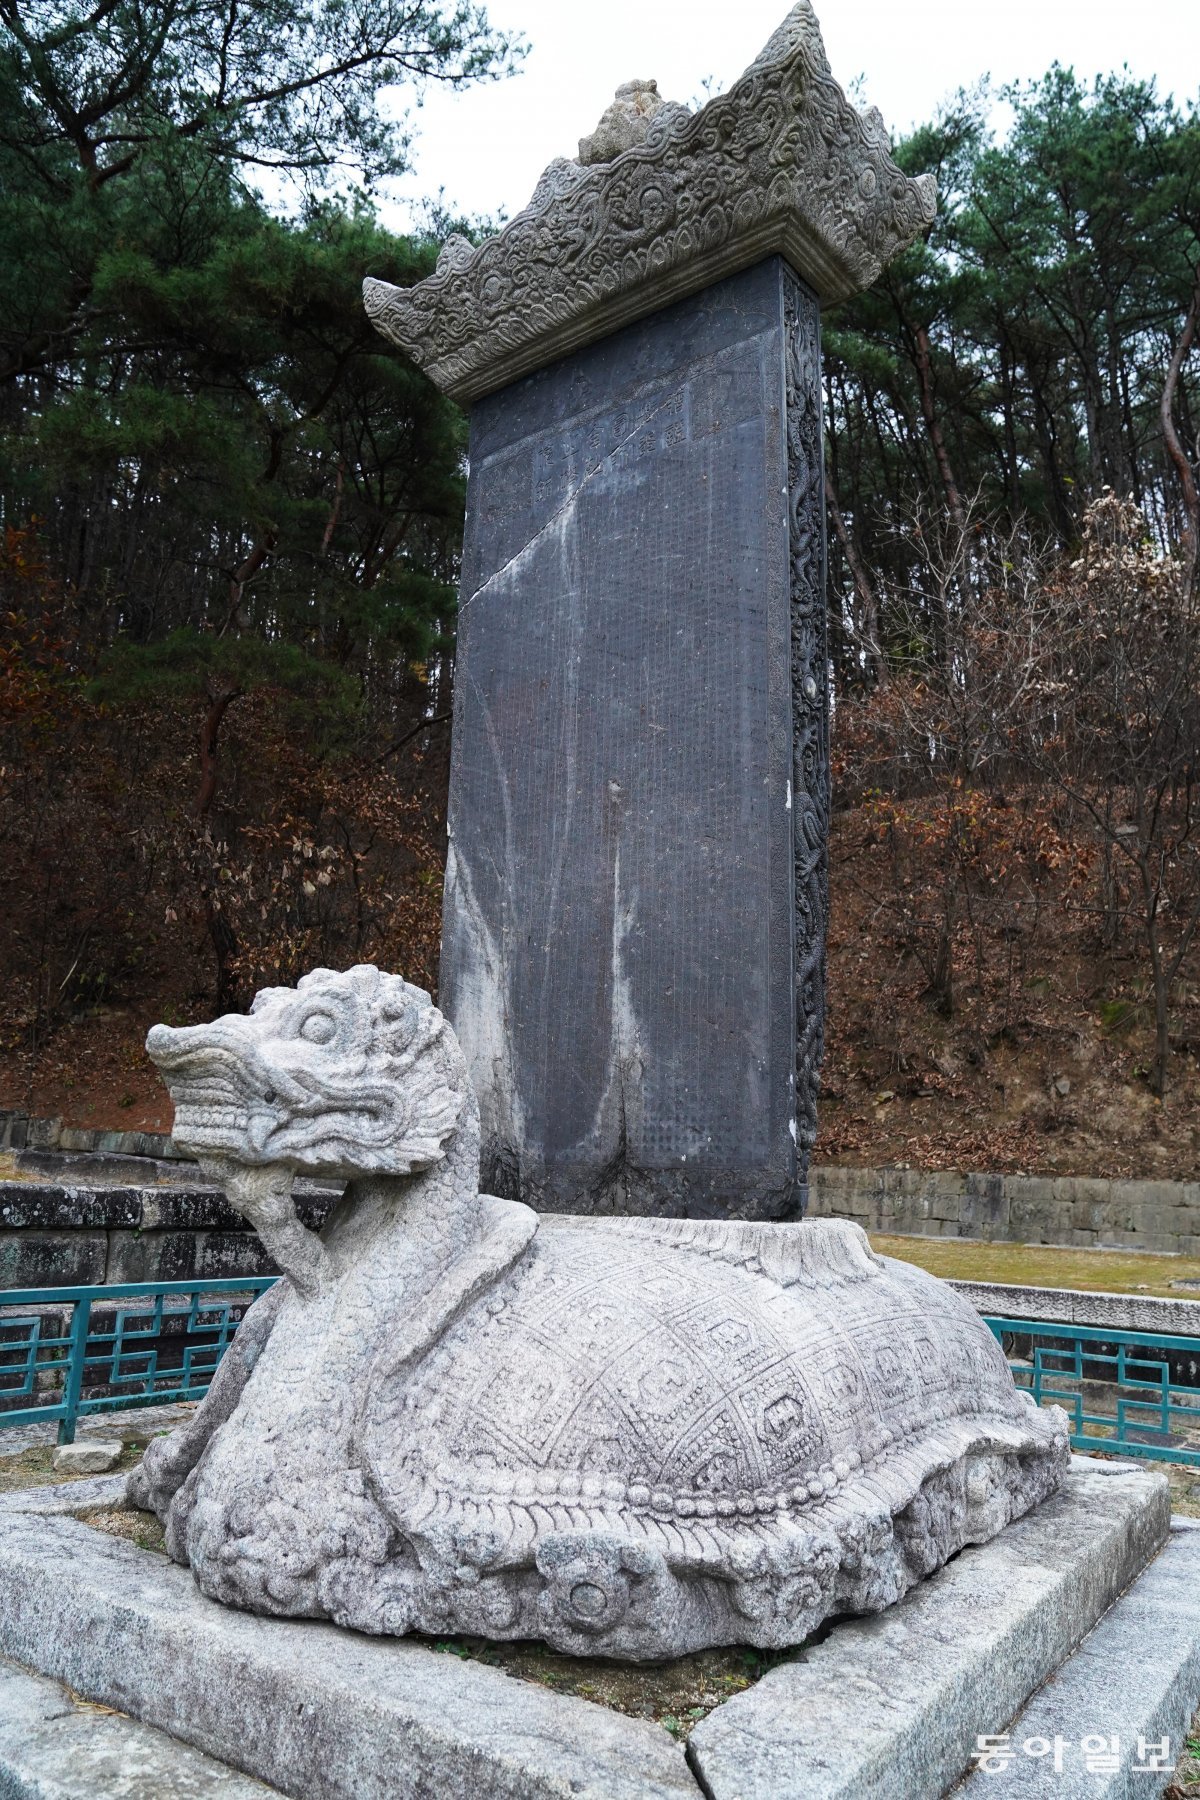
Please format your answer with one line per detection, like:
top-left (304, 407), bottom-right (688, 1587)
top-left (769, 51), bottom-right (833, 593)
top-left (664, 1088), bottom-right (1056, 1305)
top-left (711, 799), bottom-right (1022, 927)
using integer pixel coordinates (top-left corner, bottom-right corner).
top-left (146, 965), bottom-right (467, 1180)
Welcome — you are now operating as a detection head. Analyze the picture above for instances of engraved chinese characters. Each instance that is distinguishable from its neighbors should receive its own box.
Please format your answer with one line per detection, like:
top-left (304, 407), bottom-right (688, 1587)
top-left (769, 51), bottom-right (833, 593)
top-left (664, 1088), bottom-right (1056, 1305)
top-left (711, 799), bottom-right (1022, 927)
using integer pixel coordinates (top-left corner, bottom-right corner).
top-left (440, 261), bottom-right (803, 1218)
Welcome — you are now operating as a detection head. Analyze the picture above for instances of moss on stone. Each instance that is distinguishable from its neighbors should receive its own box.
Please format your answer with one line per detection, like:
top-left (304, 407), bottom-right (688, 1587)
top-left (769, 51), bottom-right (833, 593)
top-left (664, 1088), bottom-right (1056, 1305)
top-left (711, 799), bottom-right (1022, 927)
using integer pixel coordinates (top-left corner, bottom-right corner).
top-left (423, 1635), bottom-right (807, 1736)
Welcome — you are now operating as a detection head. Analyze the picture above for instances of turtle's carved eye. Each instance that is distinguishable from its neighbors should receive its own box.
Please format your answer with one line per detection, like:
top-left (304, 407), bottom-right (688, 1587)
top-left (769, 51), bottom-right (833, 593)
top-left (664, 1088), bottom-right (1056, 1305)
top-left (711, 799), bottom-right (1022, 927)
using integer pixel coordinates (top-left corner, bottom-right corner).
top-left (299, 1013), bottom-right (337, 1045)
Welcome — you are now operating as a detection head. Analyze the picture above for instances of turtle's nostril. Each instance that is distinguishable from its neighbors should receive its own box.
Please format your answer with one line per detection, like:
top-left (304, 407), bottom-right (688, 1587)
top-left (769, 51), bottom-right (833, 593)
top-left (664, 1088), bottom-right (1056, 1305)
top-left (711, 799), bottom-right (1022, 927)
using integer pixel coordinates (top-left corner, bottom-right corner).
top-left (263, 1091), bottom-right (277, 1105)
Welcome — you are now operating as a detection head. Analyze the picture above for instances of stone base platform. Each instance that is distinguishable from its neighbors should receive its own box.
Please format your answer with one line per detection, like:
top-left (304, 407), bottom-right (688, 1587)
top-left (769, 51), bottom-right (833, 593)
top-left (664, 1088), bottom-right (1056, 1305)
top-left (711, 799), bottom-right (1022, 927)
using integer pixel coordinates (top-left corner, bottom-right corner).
top-left (957, 1515), bottom-right (1200, 1797)
top-left (0, 1460), bottom-right (1182, 1800)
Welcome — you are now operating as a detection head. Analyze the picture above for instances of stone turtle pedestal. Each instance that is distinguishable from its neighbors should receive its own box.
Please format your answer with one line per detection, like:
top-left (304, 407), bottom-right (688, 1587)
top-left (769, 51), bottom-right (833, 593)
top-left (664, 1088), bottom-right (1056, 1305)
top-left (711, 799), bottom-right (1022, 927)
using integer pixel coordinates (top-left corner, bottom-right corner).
top-left (366, 2), bottom-right (936, 1219)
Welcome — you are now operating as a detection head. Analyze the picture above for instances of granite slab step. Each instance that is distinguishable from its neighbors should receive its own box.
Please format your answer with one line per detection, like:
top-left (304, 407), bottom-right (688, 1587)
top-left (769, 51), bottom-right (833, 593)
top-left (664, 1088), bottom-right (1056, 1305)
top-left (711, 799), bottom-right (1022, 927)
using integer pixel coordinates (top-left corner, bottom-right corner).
top-left (0, 1654), bottom-right (278, 1797)
top-left (956, 1515), bottom-right (1200, 1797)
top-left (0, 1461), bottom-right (1172, 1800)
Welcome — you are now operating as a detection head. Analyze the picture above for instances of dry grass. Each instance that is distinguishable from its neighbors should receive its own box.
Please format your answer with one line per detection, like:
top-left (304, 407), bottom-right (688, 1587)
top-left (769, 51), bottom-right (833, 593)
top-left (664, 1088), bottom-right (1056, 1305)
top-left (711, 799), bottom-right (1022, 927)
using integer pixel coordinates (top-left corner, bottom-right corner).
top-left (872, 1234), bottom-right (1200, 1299)
top-left (0, 1438), bottom-right (147, 1494)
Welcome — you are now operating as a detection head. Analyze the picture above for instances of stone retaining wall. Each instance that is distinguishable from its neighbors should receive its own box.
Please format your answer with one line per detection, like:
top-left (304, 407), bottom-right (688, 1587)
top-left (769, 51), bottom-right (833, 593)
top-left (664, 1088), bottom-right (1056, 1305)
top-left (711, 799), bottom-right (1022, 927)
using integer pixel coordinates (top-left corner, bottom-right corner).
top-left (0, 1111), bottom-right (180, 1162)
top-left (0, 1182), bottom-right (338, 1288)
top-left (809, 1165), bottom-right (1200, 1258)
top-left (5, 1117), bottom-right (1200, 1263)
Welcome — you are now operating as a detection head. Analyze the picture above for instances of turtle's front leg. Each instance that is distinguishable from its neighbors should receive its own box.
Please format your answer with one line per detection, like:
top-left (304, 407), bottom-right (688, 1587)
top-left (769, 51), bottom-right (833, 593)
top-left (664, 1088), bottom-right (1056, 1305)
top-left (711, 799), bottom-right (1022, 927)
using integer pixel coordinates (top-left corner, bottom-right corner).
top-left (127, 1277), bottom-right (288, 1528)
top-left (127, 1156), bottom-right (327, 1536)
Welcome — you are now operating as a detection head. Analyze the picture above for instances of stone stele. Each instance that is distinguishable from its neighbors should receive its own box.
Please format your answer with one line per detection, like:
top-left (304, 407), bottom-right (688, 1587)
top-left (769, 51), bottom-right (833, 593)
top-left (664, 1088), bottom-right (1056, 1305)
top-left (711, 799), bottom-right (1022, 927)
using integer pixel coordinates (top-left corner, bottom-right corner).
top-left (131, 967), bottom-right (1070, 1661)
top-left (360, 3), bottom-right (939, 1222)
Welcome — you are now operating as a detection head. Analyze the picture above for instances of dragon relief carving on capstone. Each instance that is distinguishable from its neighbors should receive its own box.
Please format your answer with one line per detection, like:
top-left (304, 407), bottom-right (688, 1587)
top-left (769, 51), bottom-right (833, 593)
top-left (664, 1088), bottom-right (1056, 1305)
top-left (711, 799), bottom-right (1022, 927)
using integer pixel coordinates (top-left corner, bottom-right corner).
top-left (361, 2), bottom-right (938, 402)
top-left (130, 966), bottom-right (1069, 1660)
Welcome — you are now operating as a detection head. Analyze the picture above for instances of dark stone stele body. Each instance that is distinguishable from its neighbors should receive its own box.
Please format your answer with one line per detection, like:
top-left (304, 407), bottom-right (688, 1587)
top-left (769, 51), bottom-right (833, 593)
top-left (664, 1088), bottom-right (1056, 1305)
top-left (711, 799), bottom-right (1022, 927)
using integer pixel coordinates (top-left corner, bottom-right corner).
top-left (440, 257), bottom-right (830, 1220)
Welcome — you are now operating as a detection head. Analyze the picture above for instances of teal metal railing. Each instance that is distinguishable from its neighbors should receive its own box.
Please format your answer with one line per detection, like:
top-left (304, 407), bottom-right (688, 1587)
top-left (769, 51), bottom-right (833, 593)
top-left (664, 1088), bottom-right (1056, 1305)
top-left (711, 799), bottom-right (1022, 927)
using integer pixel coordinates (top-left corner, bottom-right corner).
top-left (985, 1316), bottom-right (1200, 1467)
top-left (3, 1281), bottom-right (1199, 1465)
top-left (0, 1277), bottom-right (277, 1443)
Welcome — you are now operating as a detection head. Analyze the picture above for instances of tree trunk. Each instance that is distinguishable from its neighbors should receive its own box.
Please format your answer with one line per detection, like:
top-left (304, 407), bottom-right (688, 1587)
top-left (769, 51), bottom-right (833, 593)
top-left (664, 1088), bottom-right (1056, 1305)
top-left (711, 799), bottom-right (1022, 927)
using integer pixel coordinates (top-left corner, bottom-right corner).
top-left (826, 483), bottom-right (885, 686)
top-left (998, 332), bottom-right (1021, 516)
top-left (197, 686), bottom-right (242, 1007)
top-left (204, 894), bottom-right (240, 1013)
top-left (1150, 939), bottom-right (1171, 1099)
top-left (911, 324), bottom-right (967, 537)
top-left (198, 688), bottom-right (240, 822)
top-left (1030, 366), bottom-right (1077, 544)
top-left (1138, 857), bottom-right (1171, 1097)
top-left (1098, 793), bottom-right (1121, 950)
top-left (1161, 265), bottom-right (1200, 592)
top-left (931, 898), bottom-right (955, 1019)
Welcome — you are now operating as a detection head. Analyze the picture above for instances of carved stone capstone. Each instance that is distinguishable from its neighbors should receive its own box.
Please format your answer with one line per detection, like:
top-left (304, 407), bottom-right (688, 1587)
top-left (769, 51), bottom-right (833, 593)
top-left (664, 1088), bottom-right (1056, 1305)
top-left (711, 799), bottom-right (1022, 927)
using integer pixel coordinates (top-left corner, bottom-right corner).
top-left (362, 3), bottom-right (936, 401)
top-left (132, 967), bottom-right (1069, 1661)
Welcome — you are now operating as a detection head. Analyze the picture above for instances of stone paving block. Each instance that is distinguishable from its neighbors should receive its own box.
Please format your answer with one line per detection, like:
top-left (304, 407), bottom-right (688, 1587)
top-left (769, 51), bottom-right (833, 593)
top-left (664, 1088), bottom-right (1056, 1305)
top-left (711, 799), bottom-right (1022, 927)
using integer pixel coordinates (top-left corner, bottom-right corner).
top-left (51, 1440), bottom-right (123, 1475)
top-left (687, 1459), bottom-right (1168, 1800)
top-left (0, 1654), bottom-right (278, 1797)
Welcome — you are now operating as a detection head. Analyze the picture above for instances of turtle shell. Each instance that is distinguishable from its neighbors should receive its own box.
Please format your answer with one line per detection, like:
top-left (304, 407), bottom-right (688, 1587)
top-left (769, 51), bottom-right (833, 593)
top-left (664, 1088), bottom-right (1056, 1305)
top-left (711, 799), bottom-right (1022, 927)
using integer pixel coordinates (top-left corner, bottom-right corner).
top-left (364, 1213), bottom-right (1053, 1554)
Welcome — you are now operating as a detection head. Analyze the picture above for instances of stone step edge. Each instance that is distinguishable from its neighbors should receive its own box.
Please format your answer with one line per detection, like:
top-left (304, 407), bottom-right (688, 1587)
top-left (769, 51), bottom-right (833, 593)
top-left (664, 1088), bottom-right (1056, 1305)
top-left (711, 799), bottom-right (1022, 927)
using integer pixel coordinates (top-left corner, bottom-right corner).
top-left (0, 1491), bottom-right (698, 1800)
top-left (948, 1279), bottom-right (1200, 1340)
top-left (0, 1652), bottom-right (279, 1798)
top-left (955, 1516), bottom-right (1200, 1796)
top-left (686, 1458), bottom-right (1171, 1800)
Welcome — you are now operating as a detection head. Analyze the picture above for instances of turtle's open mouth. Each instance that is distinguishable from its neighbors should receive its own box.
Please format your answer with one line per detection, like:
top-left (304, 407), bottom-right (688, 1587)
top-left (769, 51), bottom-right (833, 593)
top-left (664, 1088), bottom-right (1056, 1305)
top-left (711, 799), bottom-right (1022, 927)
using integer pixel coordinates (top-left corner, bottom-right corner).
top-left (146, 1018), bottom-right (406, 1169)
top-left (144, 973), bottom-right (463, 1178)
top-left (146, 1023), bottom-right (298, 1164)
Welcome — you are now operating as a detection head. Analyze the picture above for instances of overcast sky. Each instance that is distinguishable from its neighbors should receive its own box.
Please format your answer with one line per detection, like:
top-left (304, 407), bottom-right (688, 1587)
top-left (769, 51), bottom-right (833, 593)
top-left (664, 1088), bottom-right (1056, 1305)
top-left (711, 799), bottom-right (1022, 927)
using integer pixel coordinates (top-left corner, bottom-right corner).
top-left (380, 0), bottom-right (1198, 229)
